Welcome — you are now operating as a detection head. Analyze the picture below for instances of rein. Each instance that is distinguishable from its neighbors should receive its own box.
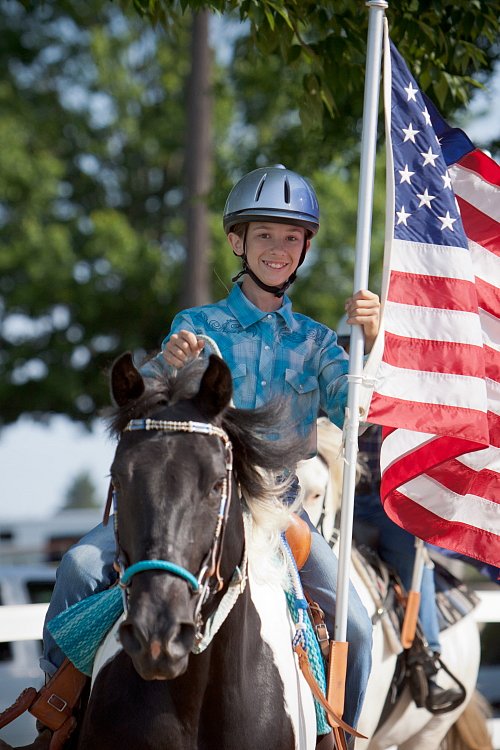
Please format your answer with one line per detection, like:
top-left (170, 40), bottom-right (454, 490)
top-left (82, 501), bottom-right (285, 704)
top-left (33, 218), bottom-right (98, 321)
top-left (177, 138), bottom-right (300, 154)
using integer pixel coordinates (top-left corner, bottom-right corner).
top-left (113, 417), bottom-right (235, 618)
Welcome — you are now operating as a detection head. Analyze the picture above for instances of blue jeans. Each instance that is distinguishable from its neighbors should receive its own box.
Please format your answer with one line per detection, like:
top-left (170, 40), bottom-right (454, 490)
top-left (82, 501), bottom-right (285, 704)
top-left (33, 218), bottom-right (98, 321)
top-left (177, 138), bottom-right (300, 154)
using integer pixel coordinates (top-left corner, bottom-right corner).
top-left (354, 492), bottom-right (441, 653)
top-left (40, 521), bottom-right (117, 677)
top-left (299, 509), bottom-right (372, 730)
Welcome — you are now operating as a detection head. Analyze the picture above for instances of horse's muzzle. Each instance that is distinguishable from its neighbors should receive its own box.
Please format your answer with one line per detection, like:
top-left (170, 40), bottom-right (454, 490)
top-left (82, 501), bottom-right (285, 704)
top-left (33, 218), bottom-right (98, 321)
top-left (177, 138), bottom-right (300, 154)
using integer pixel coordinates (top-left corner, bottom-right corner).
top-left (119, 617), bottom-right (196, 680)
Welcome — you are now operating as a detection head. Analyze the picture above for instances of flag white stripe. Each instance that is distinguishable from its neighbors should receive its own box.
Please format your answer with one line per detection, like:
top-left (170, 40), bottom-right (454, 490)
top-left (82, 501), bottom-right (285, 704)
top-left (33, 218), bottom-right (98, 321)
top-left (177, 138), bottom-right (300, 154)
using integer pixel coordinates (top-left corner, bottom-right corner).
top-left (399, 475), bottom-right (499, 534)
top-left (450, 163), bottom-right (500, 222)
top-left (487, 377), bottom-right (500, 416)
top-left (384, 301), bottom-right (483, 345)
top-left (457, 446), bottom-right (500, 472)
top-left (470, 240), bottom-right (500, 283)
top-left (390, 238), bottom-right (475, 281)
top-left (380, 428), bottom-right (435, 472)
top-left (375, 361), bottom-right (488, 410)
top-left (479, 311), bottom-right (500, 350)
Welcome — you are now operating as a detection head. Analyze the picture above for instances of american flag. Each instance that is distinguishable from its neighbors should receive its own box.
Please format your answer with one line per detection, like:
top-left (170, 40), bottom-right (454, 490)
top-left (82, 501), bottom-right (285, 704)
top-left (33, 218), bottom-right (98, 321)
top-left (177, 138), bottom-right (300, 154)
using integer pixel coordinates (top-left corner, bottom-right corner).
top-left (361, 24), bottom-right (500, 568)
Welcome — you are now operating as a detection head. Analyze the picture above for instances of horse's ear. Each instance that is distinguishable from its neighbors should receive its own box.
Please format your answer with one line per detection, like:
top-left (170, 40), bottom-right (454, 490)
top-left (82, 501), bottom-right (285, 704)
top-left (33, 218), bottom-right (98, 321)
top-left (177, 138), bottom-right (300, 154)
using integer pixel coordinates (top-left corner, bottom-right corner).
top-left (111, 352), bottom-right (145, 406)
top-left (193, 355), bottom-right (233, 419)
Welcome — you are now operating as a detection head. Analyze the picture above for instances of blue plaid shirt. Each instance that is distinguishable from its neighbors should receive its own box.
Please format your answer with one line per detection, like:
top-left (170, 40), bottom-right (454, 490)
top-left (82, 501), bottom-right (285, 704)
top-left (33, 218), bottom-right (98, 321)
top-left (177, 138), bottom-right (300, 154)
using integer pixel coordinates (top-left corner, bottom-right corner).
top-left (155, 284), bottom-right (349, 459)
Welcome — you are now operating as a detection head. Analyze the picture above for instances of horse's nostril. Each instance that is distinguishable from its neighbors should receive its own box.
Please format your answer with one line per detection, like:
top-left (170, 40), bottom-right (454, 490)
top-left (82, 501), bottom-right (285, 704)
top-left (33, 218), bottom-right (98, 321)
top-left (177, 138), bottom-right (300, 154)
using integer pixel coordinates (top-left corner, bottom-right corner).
top-left (120, 622), bottom-right (143, 655)
top-left (176, 622), bottom-right (195, 652)
top-left (163, 622), bottom-right (196, 659)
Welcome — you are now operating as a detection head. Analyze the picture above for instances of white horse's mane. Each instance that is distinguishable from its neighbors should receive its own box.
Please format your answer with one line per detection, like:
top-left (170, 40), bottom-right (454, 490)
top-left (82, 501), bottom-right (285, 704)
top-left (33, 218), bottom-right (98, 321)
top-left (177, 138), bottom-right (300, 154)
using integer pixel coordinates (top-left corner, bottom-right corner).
top-left (240, 472), bottom-right (294, 586)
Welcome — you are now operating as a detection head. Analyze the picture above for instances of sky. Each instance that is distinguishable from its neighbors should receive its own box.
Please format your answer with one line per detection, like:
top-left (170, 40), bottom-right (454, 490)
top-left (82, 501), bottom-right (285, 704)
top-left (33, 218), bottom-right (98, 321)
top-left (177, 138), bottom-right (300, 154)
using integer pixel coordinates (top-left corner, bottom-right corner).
top-left (0, 416), bottom-right (115, 521)
top-left (0, 58), bottom-right (498, 524)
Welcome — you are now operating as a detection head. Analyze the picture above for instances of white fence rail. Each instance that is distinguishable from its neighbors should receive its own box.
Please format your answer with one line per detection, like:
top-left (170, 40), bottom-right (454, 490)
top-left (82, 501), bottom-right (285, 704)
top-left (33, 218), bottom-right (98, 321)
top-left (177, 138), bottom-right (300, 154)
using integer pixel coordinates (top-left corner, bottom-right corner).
top-left (0, 603), bottom-right (48, 642)
top-left (0, 588), bottom-right (498, 643)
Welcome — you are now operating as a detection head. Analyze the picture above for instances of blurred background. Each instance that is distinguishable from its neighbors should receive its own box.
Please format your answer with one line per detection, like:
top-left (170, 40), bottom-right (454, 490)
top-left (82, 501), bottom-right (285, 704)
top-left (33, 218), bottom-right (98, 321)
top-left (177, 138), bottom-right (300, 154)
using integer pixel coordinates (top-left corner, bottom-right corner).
top-left (0, 0), bottom-right (498, 745)
top-left (0, 0), bottom-right (499, 524)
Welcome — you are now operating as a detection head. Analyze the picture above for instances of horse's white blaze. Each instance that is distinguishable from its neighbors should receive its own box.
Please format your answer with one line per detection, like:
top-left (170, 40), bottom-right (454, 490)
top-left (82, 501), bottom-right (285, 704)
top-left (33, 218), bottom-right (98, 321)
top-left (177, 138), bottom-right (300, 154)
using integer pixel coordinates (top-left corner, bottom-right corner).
top-left (247, 565), bottom-right (317, 750)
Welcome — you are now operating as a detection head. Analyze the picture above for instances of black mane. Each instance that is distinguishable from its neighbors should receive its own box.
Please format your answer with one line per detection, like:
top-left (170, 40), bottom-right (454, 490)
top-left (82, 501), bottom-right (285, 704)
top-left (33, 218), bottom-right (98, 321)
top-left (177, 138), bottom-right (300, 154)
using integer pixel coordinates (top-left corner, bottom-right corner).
top-left (105, 357), bottom-right (305, 499)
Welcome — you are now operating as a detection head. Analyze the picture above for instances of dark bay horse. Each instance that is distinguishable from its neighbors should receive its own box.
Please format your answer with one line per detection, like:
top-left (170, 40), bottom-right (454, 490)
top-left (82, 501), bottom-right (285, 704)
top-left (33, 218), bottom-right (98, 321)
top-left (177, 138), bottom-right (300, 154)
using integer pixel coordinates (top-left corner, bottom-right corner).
top-left (77, 353), bottom-right (318, 749)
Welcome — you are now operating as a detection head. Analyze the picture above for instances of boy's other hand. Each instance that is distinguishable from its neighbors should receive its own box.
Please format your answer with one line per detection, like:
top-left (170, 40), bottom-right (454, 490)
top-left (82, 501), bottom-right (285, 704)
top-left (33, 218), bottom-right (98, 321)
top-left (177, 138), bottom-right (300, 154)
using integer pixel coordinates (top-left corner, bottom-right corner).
top-left (163, 330), bottom-right (205, 369)
top-left (344, 290), bottom-right (380, 352)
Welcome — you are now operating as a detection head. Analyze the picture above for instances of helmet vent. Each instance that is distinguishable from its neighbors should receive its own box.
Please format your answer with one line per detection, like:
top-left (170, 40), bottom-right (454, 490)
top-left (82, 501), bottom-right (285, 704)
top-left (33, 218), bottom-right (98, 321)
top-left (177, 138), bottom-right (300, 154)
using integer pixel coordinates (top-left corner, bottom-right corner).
top-left (284, 177), bottom-right (290, 204)
top-left (254, 174), bottom-right (267, 202)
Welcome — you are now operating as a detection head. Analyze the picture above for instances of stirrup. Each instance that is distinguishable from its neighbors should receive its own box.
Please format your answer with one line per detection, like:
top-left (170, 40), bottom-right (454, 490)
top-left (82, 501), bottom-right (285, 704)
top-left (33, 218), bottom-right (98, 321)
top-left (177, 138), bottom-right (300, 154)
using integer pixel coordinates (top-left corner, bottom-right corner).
top-left (424, 656), bottom-right (466, 715)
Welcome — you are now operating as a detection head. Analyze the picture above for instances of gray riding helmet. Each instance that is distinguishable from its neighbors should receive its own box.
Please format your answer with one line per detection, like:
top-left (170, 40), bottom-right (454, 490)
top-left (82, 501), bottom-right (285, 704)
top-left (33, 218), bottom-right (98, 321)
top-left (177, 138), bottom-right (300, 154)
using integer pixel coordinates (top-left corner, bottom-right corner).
top-left (223, 165), bottom-right (320, 236)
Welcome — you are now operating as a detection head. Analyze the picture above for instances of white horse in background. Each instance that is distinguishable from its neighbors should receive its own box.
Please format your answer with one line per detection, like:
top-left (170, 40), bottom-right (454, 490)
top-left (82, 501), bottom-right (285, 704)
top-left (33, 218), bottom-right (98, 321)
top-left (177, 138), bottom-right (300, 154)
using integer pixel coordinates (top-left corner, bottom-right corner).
top-left (296, 418), bottom-right (491, 750)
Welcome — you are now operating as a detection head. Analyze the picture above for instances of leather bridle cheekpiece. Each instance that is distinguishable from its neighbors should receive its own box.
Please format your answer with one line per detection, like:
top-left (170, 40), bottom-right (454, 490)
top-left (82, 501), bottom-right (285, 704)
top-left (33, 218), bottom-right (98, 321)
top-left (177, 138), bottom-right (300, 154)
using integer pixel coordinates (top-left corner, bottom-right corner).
top-left (113, 418), bottom-right (234, 619)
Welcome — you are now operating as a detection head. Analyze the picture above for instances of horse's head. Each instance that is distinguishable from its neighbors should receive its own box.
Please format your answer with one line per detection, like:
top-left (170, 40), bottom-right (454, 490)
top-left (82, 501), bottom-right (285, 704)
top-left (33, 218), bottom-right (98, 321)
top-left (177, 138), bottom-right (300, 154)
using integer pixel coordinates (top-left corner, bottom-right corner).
top-left (108, 353), bottom-right (236, 680)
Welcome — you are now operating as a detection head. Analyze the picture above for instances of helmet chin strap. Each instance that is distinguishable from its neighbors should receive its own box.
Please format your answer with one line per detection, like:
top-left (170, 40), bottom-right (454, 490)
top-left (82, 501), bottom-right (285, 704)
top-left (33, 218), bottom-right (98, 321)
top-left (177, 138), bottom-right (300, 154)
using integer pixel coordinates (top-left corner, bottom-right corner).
top-left (231, 226), bottom-right (307, 299)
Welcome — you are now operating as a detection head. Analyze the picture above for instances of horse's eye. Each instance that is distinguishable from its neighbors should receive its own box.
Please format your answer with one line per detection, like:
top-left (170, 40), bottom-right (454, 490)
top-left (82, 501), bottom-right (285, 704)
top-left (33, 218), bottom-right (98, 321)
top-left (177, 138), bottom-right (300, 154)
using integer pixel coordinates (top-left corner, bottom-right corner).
top-left (112, 477), bottom-right (121, 492)
top-left (211, 479), bottom-right (225, 495)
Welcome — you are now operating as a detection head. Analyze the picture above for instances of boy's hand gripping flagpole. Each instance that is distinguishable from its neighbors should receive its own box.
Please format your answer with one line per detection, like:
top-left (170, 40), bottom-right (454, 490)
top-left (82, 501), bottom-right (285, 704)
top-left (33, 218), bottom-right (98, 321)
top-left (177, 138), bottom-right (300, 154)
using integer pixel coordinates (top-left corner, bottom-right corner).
top-left (329, 0), bottom-right (387, 728)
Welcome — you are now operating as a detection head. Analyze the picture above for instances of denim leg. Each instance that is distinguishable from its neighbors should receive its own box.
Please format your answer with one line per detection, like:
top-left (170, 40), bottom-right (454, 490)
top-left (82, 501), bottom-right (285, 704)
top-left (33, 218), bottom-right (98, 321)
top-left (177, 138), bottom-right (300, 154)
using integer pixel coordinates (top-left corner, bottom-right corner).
top-left (40, 521), bottom-right (117, 676)
top-left (298, 509), bottom-right (373, 729)
top-left (354, 493), bottom-right (441, 653)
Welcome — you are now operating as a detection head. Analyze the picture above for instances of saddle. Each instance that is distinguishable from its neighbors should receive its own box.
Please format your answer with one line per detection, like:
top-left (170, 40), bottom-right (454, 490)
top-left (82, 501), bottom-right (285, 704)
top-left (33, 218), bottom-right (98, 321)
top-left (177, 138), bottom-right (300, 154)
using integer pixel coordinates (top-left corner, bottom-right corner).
top-left (351, 536), bottom-right (480, 644)
top-left (352, 539), bottom-right (476, 723)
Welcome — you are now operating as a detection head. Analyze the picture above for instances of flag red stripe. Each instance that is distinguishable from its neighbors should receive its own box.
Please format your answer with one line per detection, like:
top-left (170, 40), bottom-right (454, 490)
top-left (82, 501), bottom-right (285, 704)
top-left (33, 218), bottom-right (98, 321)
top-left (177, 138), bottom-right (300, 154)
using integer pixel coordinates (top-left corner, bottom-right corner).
top-left (458, 149), bottom-right (500, 188)
top-left (485, 344), bottom-right (500, 382)
top-left (380, 433), bottom-right (483, 498)
top-left (426, 459), bottom-right (500, 503)
top-left (368, 392), bottom-right (489, 443)
top-left (457, 197), bottom-right (500, 256)
top-left (476, 276), bottom-right (499, 319)
top-left (386, 270), bottom-right (478, 312)
top-left (383, 489), bottom-right (500, 566)
top-left (488, 410), bottom-right (500, 448)
top-left (382, 331), bottom-right (485, 377)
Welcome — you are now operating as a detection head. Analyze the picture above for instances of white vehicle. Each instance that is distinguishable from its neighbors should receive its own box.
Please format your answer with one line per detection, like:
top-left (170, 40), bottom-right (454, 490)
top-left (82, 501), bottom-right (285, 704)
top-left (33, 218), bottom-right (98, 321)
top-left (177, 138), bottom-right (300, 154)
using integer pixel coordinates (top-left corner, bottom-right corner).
top-left (0, 564), bottom-right (55, 745)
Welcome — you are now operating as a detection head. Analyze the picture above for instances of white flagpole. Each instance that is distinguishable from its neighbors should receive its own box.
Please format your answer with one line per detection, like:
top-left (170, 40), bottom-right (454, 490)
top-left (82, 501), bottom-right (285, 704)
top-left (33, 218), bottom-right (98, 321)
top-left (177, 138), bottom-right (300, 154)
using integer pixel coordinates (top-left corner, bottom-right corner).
top-left (334, 0), bottom-right (387, 643)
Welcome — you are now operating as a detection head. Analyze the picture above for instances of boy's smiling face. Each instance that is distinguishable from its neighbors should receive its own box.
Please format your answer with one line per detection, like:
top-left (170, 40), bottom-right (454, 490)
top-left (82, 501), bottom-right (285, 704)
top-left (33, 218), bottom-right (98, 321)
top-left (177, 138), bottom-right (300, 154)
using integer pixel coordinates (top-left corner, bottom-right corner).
top-left (228, 221), bottom-right (309, 290)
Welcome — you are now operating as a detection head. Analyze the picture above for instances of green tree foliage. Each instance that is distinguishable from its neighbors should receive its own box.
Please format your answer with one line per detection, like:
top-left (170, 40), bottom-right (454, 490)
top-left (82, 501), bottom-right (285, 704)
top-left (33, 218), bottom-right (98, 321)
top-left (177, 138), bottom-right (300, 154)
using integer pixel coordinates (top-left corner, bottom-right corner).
top-left (0, 1), bottom-right (199, 425)
top-left (62, 470), bottom-right (100, 509)
top-left (125, 0), bottom-right (500, 143)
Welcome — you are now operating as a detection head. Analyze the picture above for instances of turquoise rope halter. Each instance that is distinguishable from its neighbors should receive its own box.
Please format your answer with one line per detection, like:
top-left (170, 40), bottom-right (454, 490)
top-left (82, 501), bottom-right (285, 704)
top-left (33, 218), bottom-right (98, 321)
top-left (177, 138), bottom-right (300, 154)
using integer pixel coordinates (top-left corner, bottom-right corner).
top-left (120, 560), bottom-right (200, 592)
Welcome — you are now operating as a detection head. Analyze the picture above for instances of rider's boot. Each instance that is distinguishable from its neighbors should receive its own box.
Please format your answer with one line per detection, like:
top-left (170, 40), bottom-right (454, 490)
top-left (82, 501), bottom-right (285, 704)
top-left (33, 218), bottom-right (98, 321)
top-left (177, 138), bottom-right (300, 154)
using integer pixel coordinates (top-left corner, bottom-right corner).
top-left (0, 660), bottom-right (87, 750)
top-left (424, 652), bottom-right (466, 715)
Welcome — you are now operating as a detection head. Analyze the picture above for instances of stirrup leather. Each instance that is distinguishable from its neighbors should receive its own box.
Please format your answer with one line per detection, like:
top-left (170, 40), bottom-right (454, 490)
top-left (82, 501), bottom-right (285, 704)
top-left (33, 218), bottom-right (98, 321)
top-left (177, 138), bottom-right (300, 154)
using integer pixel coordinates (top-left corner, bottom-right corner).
top-left (0, 659), bottom-right (87, 749)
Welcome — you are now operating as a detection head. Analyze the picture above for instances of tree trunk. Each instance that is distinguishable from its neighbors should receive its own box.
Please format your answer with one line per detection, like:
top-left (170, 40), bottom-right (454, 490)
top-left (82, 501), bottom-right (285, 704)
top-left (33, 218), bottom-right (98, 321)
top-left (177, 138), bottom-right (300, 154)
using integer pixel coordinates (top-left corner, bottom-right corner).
top-left (182, 10), bottom-right (213, 308)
